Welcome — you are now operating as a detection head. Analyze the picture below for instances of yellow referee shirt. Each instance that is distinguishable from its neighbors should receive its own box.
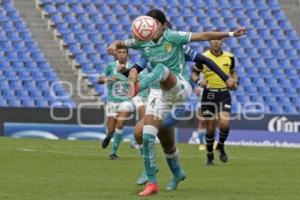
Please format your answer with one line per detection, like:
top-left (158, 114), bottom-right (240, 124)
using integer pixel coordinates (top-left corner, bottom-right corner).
top-left (198, 50), bottom-right (235, 89)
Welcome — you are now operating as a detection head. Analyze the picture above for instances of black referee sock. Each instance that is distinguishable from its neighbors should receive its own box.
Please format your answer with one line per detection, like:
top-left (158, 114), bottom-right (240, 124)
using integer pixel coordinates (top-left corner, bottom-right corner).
top-left (219, 129), bottom-right (229, 144)
top-left (205, 134), bottom-right (215, 153)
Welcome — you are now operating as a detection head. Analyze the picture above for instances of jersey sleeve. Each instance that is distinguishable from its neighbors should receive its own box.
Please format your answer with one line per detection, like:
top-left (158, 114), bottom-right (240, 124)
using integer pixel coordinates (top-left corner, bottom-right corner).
top-left (167, 30), bottom-right (192, 46)
top-left (104, 64), bottom-right (111, 76)
top-left (184, 45), bottom-right (197, 62)
top-left (124, 38), bottom-right (140, 49)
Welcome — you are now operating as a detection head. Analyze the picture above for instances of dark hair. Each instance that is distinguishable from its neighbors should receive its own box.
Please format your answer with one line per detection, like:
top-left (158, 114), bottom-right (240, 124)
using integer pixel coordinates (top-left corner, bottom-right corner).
top-left (146, 9), bottom-right (167, 24)
top-left (117, 46), bottom-right (128, 53)
top-left (165, 20), bottom-right (173, 29)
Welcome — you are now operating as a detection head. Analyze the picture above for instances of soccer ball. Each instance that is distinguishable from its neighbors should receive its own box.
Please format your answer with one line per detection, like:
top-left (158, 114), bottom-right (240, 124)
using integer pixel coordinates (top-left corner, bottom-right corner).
top-left (131, 16), bottom-right (157, 41)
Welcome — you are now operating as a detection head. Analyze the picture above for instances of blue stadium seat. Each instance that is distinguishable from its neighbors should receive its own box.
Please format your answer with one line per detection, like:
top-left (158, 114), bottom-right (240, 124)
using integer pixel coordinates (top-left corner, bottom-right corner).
top-left (57, 4), bottom-right (71, 15)
top-left (260, 10), bottom-right (273, 20)
top-left (272, 29), bottom-right (286, 40)
top-left (44, 4), bottom-right (57, 15)
top-left (89, 54), bottom-right (102, 65)
top-left (260, 48), bottom-right (273, 58)
top-left (286, 30), bottom-right (299, 41)
top-left (245, 48), bottom-right (259, 58)
top-left (258, 87), bottom-right (271, 95)
top-left (218, 9), bottom-right (232, 19)
top-left (239, 38), bottom-right (253, 48)
top-left (271, 87), bottom-right (284, 96)
top-left (252, 58), bottom-right (266, 68)
top-left (71, 4), bottom-right (85, 14)
top-left (284, 87), bottom-right (297, 96)
top-left (265, 96), bottom-right (277, 105)
top-left (81, 63), bottom-right (96, 74)
top-left (22, 99), bottom-right (35, 107)
top-left (252, 78), bottom-right (265, 87)
top-left (283, 106), bottom-right (297, 114)
top-left (269, 105), bottom-right (284, 114)
top-left (291, 97), bottom-right (300, 105)
top-left (180, 8), bottom-right (194, 17)
top-left (56, 23), bottom-right (71, 35)
top-left (286, 68), bottom-right (298, 77)
top-left (64, 13), bottom-right (77, 25)
top-left (82, 43), bottom-right (96, 54)
top-left (10, 80), bottom-right (23, 90)
top-left (8, 99), bottom-right (22, 107)
top-left (36, 99), bottom-right (50, 108)
top-left (118, 15), bottom-right (131, 25)
top-left (279, 20), bottom-right (293, 31)
top-left (265, 77), bottom-right (277, 85)
top-left (273, 10), bottom-right (286, 21)
top-left (292, 58), bottom-right (300, 70)
top-left (285, 49), bottom-right (298, 59)
top-left (272, 49), bottom-right (285, 59)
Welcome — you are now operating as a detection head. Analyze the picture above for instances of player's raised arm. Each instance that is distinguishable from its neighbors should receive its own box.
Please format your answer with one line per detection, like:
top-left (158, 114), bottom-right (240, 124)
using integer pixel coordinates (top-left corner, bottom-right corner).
top-left (190, 27), bottom-right (246, 41)
top-left (107, 40), bottom-right (127, 55)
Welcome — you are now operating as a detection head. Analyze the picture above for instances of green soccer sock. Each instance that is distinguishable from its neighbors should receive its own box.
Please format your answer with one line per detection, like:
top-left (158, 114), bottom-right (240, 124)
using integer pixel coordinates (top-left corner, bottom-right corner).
top-left (143, 126), bottom-right (158, 183)
top-left (139, 63), bottom-right (169, 90)
top-left (111, 129), bottom-right (123, 155)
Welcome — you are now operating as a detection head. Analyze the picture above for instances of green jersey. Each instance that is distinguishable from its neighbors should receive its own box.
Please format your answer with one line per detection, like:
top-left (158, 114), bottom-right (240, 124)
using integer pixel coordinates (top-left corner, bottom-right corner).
top-left (125, 29), bottom-right (192, 89)
top-left (137, 68), bottom-right (150, 99)
top-left (104, 61), bottom-right (130, 103)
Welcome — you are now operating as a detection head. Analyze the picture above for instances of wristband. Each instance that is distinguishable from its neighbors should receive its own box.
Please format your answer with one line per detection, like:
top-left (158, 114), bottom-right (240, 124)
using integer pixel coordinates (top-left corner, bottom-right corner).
top-left (228, 32), bottom-right (234, 37)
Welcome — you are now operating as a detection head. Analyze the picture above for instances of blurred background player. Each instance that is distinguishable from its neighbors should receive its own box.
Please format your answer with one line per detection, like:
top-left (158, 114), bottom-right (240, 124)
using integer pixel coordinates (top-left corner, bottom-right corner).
top-left (192, 36), bottom-right (238, 165)
top-left (117, 61), bottom-right (151, 149)
top-left (191, 83), bottom-right (206, 151)
top-left (99, 46), bottom-right (133, 160)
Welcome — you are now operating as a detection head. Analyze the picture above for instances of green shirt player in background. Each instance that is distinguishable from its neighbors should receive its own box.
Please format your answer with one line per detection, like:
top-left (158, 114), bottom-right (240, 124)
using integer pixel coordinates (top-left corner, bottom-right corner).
top-left (99, 46), bottom-right (134, 160)
top-left (108, 9), bottom-right (246, 196)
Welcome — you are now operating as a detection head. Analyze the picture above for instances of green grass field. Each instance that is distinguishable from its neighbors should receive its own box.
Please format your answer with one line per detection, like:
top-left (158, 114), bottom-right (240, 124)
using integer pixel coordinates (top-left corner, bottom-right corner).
top-left (0, 137), bottom-right (299, 200)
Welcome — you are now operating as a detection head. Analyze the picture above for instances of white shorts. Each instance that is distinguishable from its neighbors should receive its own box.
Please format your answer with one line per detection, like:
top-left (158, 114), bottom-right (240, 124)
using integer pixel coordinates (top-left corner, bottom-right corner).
top-left (131, 95), bottom-right (146, 109)
top-left (106, 101), bottom-right (133, 117)
top-left (145, 78), bottom-right (192, 120)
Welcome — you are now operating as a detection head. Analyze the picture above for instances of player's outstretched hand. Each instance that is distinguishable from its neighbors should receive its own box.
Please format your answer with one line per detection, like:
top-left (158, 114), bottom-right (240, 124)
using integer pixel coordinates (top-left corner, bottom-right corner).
top-left (226, 77), bottom-right (235, 89)
top-left (107, 43), bottom-right (117, 55)
top-left (233, 27), bottom-right (246, 37)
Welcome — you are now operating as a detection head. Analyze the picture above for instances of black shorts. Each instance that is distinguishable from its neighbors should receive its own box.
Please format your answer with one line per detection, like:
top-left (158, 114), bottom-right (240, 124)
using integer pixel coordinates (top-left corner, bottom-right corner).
top-left (201, 88), bottom-right (231, 117)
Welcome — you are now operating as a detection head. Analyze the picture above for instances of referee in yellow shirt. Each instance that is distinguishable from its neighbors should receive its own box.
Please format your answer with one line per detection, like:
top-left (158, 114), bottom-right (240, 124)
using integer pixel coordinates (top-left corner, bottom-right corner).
top-left (192, 37), bottom-right (238, 165)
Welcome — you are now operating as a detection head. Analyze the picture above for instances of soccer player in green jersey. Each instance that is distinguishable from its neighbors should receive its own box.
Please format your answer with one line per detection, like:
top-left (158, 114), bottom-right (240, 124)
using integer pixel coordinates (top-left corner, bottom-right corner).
top-left (108, 9), bottom-right (245, 196)
top-left (99, 46), bottom-right (133, 160)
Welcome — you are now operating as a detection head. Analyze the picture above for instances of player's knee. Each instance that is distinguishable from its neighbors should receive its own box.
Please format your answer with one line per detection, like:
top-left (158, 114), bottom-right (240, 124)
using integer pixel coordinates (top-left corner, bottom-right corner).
top-left (163, 145), bottom-right (176, 154)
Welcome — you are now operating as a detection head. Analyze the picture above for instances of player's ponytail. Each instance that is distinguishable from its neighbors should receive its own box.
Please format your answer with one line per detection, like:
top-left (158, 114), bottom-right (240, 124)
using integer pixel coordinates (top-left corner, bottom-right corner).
top-left (146, 9), bottom-right (167, 24)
